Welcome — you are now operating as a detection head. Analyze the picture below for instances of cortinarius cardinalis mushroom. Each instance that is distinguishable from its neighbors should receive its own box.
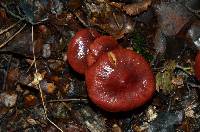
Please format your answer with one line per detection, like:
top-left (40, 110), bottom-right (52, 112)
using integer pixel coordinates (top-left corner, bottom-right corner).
top-left (87, 36), bottom-right (120, 66)
top-left (86, 48), bottom-right (155, 112)
top-left (195, 52), bottom-right (200, 80)
top-left (67, 29), bottom-right (100, 74)
top-left (67, 29), bottom-right (155, 112)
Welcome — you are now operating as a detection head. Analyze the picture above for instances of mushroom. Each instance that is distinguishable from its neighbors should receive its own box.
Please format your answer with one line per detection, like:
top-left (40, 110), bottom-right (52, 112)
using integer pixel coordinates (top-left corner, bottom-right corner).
top-left (195, 52), bottom-right (200, 80)
top-left (67, 29), bottom-right (100, 74)
top-left (87, 36), bottom-right (120, 66)
top-left (86, 48), bottom-right (155, 112)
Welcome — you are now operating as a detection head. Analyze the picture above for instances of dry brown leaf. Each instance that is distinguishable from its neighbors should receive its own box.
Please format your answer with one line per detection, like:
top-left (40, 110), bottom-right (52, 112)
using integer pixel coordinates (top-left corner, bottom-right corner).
top-left (123, 0), bottom-right (152, 16)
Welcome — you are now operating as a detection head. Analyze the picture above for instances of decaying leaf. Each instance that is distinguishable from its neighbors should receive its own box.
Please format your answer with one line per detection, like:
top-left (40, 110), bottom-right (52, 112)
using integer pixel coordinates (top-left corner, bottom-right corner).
top-left (0, 92), bottom-right (17, 107)
top-left (28, 72), bottom-right (46, 87)
top-left (123, 0), bottom-right (152, 16)
top-left (75, 0), bottom-right (135, 39)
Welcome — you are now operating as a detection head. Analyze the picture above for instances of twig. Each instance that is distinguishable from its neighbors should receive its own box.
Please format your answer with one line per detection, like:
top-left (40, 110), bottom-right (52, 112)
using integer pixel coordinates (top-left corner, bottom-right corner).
top-left (74, 11), bottom-right (89, 27)
top-left (46, 98), bottom-right (88, 103)
top-left (0, 23), bottom-right (26, 49)
top-left (31, 26), bottom-right (63, 132)
top-left (0, 3), bottom-right (25, 21)
top-left (112, 12), bottom-right (121, 29)
top-left (2, 55), bottom-right (12, 90)
top-left (0, 20), bottom-right (22, 35)
top-left (47, 118), bottom-right (63, 131)
top-left (26, 98), bottom-right (88, 109)
top-left (187, 83), bottom-right (200, 89)
top-left (26, 59), bottom-right (36, 74)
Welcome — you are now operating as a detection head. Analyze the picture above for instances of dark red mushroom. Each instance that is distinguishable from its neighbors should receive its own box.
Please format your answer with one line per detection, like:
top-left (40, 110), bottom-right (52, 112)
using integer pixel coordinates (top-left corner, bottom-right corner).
top-left (87, 36), bottom-right (120, 66)
top-left (67, 29), bottom-right (100, 74)
top-left (86, 48), bottom-right (155, 112)
top-left (195, 52), bottom-right (200, 80)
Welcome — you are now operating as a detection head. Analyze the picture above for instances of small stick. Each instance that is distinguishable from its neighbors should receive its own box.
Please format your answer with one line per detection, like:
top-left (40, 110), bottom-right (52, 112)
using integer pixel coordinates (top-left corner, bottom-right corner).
top-left (0, 20), bottom-right (22, 35)
top-left (31, 26), bottom-right (63, 132)
top-left (47, 98), bottom-right (88, 103)
top-left (0, 23), bottom-right (26, 49)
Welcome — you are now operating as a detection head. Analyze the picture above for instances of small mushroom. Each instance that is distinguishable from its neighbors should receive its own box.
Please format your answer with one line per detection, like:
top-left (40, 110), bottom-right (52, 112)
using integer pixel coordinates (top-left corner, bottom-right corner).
top-left (67, 29), bottom-right (100, 74)
top-left (86, 48), bottom-right (155, 112)
top-left (195, 52), bottom-right (200, 80)
top-left (87, 36), bottom-right (120, 66)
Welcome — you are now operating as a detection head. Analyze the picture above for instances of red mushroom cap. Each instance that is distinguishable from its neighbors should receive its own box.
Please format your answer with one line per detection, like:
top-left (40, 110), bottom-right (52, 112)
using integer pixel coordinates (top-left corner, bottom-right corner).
top-left (67, 29), bottom-right (100, 74)
top-left (195, 52), bottom-right (200, 80)
top-left (86, 48), bottom-right (155, 112)
top-left (87, 36), bottom-right (120, 66)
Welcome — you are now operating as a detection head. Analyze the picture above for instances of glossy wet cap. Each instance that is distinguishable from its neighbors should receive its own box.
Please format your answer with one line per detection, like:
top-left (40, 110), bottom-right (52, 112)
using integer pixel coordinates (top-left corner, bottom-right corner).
top-left (67, 29), bottom-right (100, 74)
top-left (87, 36), bottom-right (120, 66)
top-left (86, 48), bottom-right (155, 112)
top-left (195, 52), bottom-right (200, 80)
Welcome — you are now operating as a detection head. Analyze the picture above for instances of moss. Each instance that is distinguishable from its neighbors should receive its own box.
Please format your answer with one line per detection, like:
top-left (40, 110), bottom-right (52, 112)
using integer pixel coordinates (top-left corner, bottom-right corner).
top-left (156, 60), bottom-right (177, 94)
top-left (131, 31), bottom-right (153, 61)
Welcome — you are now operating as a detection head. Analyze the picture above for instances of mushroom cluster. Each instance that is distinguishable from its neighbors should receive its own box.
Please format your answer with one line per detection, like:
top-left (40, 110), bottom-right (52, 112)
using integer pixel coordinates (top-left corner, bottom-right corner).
top-left (67, 29), bottom-right (155, 112)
